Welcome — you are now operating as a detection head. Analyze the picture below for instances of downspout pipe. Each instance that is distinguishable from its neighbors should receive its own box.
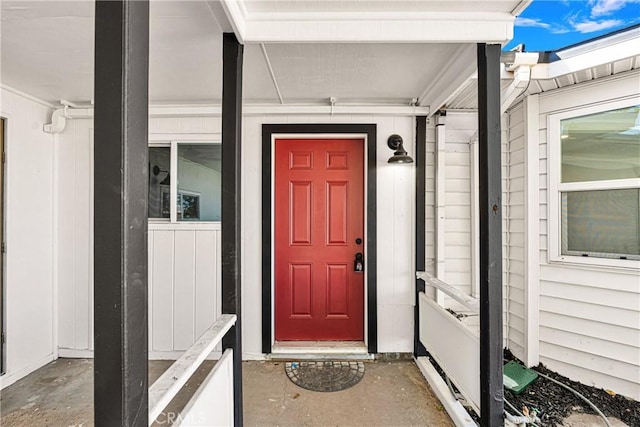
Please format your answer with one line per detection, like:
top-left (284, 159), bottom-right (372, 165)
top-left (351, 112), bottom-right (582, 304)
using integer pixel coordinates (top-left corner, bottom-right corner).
top-left (43, 105), bottom-right (69, 134)
top-left (501, 52), bottom-right (539, 113)
top-left (43, 100), bottom-right (93, 134)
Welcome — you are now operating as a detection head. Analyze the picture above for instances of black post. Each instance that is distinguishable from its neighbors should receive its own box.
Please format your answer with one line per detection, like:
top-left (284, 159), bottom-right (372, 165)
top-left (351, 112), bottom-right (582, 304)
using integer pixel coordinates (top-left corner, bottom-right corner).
top-left (221, 32), bottom-right (244, 427)
top-left (93, 1), bottom-right (149, 426)
top-left (477, 43), bottom-right (504, 427)
top-left (414, 116), bottom-right (427, 358)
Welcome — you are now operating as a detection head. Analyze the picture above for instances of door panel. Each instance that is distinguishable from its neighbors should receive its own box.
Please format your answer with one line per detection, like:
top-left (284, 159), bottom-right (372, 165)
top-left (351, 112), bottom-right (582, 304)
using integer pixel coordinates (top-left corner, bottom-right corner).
top-left (326, 181), bottom-right (348, 245)
top-left (275, 138), bottom-right (364, 341)
top-left (290, 181), bottom-right (312, 245)
top-left (290, 263), bottom-right (312, 317)
top-left (326, 264), bottom-right (349, 316)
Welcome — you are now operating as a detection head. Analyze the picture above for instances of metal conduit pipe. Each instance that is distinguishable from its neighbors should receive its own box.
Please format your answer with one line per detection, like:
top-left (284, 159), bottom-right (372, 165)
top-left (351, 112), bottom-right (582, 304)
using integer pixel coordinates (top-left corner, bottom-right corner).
top-left (504, 397), bottom-right (539, 426)
top-left (505, 410), bottom-right (537, 426)
top-left (534, 370), bottom-right (612, 427)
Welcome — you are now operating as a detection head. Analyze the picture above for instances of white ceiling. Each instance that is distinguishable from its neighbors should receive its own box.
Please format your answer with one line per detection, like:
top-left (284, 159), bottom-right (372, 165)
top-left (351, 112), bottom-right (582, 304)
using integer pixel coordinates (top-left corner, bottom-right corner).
top-left (0, 0), bottom-right (526, 107)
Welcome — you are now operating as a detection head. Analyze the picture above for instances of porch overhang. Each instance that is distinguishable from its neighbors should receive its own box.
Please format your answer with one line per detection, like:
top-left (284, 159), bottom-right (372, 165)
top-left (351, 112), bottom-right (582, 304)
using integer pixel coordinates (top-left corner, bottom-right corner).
top-left (220, 6), bottom-right (518, 44)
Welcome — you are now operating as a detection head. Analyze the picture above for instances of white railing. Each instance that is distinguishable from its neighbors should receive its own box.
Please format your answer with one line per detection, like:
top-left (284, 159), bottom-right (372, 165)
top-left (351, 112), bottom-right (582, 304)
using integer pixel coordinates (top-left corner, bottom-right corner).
top-left (416, 271), bottom-right (479, 313)
top-left (416, 271), bottom-right (480, 414)
top-left (148, 314), bottom-right (236, 425)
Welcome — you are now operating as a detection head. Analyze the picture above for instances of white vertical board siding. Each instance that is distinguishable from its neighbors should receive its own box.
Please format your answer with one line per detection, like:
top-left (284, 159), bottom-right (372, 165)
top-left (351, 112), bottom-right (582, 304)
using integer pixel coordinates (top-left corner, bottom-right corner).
top-left (376, 116), bottom-right (416, 352)
top-left (533, 71), bottom-right (640, 400)
top-left (0, 89), bottom-right (55, 387)
top-left (150, 230), bottom-right (175, 352)
top-left (241, 114), bottom-right (416, 356)
top-left (56, 117), bottom-right (223, 358)
top-left (174, 231), bottom-right (198, 350)
top-left (57, 119), bottom-right (93, 353)
top-left (194, 231), bottom-right (220, 338)
top-left (148, 118), bottom-right (222, 356)
top-left (54, 113), bottom-right (416, 360)
top-left (505, 103), bottom-right (526, 361)
top-left (149, 226), bottom-right (221, 356)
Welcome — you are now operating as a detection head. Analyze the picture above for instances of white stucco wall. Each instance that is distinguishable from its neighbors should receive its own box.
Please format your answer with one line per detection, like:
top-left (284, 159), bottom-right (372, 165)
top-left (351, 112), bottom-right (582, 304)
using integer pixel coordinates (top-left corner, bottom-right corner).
top-left (0, 88), bottom-right (56, 388)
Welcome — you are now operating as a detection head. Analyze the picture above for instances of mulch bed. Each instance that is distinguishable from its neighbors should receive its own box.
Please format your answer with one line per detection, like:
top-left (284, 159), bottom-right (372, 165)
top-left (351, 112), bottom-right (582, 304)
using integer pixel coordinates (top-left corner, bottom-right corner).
top-left (504, 350), bottom-right (640, 426)
top-left (426, 349), bottom-right (639, 426)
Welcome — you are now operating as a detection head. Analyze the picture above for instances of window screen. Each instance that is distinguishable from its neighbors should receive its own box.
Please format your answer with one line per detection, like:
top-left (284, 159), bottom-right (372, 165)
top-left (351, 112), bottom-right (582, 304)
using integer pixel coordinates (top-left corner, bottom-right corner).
top-left (561, 189), bottom-right (640, 259)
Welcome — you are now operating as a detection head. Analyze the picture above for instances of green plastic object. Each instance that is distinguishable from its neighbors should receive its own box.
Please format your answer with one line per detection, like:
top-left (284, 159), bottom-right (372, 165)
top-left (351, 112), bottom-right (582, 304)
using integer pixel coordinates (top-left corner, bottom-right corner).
top-left (503, 361), bottom-right (538, 394)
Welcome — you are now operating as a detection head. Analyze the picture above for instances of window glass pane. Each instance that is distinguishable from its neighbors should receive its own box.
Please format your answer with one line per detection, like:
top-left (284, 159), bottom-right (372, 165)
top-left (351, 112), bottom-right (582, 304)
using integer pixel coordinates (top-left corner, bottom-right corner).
top-left (149, 146), bottom-right (171, 219)
top-left (177, 144), bottom-right (221, 221)
top-left (561, 189), bottom-right (640, 259)
top-left (560, 105), bottom-right (640, 183)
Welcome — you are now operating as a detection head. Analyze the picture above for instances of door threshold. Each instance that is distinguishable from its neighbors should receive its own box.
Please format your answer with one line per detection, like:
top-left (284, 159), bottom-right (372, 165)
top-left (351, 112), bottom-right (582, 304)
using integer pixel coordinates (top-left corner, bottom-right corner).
top-left (269, 341), bottom-right (373, 360)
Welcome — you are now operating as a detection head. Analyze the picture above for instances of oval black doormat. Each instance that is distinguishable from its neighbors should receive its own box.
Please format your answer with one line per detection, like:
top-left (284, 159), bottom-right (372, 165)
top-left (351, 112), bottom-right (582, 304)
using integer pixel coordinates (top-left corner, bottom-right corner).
top-left (284, 361), bottom-right (365, 392)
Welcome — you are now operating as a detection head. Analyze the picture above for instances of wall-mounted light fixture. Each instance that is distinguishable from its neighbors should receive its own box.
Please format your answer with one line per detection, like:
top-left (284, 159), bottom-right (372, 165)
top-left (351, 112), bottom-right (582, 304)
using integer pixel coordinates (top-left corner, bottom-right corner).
top-left (387, 134), bottom-right (414, 164)
top-left (152, 164), bottom-right (171, 185)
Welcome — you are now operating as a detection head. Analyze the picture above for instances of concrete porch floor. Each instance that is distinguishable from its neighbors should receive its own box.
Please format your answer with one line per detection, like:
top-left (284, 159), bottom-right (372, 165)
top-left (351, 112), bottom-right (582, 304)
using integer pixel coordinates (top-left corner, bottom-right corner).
top-left (1, 358), bottom-right (453, 426)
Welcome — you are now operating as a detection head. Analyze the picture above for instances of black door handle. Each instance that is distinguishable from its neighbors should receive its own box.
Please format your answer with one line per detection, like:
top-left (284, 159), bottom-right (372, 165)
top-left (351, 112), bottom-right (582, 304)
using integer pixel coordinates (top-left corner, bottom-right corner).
top-left (354, 252), bottom-right (364, 272)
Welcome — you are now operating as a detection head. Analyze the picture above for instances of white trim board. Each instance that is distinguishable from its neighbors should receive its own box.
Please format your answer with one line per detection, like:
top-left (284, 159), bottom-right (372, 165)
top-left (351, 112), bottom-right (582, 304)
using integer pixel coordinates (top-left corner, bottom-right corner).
top-left (64, 105), bottom-right (430, 120)
top-left (219, 0), bottom-right (516, 44)
top-left (523, 94), bottom-right (540, 367)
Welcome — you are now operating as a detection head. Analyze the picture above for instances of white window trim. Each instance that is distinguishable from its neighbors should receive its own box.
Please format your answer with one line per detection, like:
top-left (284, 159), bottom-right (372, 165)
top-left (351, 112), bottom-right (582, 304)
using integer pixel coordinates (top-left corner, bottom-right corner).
top-left (148, 139), bottom-right (221, 226)
top-left (547, 96), bottom-right (640, 270)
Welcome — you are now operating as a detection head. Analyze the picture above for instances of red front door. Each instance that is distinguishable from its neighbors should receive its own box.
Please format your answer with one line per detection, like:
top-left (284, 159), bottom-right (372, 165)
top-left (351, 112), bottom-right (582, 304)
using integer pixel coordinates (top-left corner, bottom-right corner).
top-left (274, 138), bottom-right (365, 341)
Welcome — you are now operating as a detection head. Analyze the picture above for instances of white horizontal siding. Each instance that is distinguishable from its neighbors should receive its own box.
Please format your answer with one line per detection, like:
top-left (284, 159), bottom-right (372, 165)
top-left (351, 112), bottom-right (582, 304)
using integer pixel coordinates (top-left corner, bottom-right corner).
top-left (533, 71), bottom-right (640, 400)
top-left (424, 124), bottom-right (437, 297)
top-left (540, 351), bottom-right (639, 400)
top-left (501, 115), bottom-right (510, 348)
top-left (424, 111), bottom-right (510, 348)
top-left (540, 311), bottom-right (640, 347)
top-left (440, 113), bottom-right (476, 309)
top-left (539, 327), bottom-right (638, 366)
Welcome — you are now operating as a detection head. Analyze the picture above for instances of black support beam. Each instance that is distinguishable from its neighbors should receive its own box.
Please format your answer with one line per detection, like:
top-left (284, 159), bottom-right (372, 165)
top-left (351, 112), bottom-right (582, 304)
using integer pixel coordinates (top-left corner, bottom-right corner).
top-left (93, 1), bottom-right (149, 426)
top-left (414, 116), bottom-right (427, 358)
top-left (221, 32), bottom-right (244, 427)
top-left (477, 43), bottom-right (504, 427)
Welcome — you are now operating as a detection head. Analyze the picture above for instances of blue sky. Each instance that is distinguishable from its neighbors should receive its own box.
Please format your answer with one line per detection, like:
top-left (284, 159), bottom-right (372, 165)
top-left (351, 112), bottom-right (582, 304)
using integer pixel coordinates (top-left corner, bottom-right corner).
top-left (505, 0), bottom-right (640, 51)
